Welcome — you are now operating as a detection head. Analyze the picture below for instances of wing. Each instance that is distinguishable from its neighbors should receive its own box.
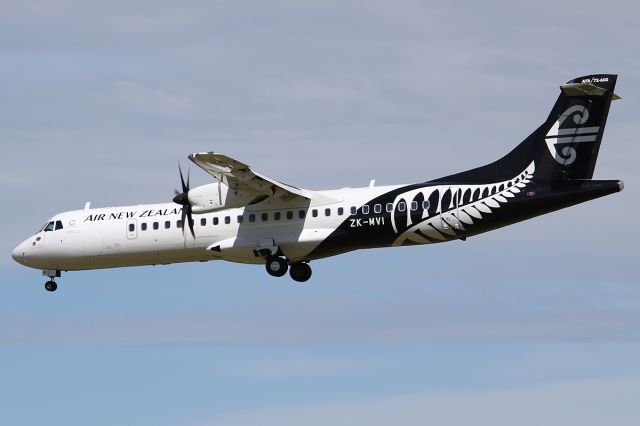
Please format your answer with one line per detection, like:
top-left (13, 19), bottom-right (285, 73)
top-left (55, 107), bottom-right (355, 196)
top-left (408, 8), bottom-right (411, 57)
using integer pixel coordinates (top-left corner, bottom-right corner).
top-left (189, 152), bottom-right (323, 203)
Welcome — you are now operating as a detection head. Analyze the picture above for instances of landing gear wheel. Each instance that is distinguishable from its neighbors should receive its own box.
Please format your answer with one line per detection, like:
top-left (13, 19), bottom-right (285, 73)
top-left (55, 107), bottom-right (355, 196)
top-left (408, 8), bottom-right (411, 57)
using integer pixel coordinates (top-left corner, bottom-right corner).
top-left (44, 280), bottom-right (58, 292)
top-left (289, 263), bottom-right (312, 283)
top-left (265, 256), bottom-right (288, 277)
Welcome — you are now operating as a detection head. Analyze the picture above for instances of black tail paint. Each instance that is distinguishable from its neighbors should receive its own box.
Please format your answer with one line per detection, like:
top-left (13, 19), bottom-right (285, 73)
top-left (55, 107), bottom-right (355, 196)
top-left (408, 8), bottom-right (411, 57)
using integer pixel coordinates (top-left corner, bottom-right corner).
top-left (309, 74), bottom-right (623, 261)
top-left (433, 74), bottom-right (619, 184)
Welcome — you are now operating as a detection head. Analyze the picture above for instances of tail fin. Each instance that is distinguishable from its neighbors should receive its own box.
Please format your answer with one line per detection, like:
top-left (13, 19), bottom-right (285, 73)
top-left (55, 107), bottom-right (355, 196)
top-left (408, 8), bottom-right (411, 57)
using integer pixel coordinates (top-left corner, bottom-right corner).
top-left (434, 74), bottom-right (620, 183)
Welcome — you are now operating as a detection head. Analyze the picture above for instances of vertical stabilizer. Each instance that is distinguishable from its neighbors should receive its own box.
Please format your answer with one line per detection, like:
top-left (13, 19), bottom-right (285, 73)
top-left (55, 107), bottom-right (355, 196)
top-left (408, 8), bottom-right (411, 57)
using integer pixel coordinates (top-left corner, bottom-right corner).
top-left (433, 74), bottom-right (620, 184)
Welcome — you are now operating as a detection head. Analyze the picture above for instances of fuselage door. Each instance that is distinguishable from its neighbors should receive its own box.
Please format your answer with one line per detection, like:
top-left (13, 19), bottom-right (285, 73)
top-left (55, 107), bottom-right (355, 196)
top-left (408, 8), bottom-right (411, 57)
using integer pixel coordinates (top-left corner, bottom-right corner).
top-left (126, 219), bottom-right (137, 240)
top-left (440, 186), bottom-right (461, 232)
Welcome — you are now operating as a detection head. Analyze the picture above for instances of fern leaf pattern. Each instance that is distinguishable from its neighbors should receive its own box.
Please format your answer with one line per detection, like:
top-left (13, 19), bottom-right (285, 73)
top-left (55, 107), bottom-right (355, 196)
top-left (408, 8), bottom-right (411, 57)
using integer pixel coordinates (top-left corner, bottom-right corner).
top-left (390, 161), bottom-right (535, 246)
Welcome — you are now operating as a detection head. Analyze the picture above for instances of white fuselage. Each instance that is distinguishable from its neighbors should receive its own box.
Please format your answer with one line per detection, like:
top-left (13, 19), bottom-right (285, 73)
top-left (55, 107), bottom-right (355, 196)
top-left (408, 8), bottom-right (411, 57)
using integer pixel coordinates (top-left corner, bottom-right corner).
top-left (11, 185), bottom-right (403, 272)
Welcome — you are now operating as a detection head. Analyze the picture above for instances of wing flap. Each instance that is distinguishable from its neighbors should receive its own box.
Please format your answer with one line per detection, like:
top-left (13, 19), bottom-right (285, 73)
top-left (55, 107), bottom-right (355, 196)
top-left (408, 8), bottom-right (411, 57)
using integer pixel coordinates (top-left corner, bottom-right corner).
top-left (189, 152), bottom-right (317, 202)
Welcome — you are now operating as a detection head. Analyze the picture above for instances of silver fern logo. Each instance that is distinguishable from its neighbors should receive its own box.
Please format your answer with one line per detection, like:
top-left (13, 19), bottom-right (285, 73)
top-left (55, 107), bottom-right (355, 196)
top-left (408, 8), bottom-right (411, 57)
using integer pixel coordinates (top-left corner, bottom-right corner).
top-left (545, 105), bottom-right (600, 165)
top-left (390, 162), bottom-right (535, 246)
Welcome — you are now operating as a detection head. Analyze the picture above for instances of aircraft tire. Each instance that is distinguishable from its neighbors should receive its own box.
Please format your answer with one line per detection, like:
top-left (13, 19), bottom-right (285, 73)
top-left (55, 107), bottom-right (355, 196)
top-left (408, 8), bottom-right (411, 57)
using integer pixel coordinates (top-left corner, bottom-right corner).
top-left (265, 256), bottom-right (288, 277)
top-left (289, 263), bottom-right (312, 282)
top-left (44, 281), bottom-right (58, 292)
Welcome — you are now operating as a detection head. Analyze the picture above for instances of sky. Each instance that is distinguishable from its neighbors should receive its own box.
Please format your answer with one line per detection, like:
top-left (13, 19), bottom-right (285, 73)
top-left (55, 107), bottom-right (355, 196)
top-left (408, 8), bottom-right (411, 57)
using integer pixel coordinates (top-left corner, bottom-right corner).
top-left (1, 0), bottom-right (640, 425)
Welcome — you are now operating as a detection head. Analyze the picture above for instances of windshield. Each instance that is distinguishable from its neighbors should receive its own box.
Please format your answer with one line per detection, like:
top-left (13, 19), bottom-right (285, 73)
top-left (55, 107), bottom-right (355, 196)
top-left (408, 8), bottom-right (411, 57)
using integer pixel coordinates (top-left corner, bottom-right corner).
top-left (43, 222), bottom-right (55, 232)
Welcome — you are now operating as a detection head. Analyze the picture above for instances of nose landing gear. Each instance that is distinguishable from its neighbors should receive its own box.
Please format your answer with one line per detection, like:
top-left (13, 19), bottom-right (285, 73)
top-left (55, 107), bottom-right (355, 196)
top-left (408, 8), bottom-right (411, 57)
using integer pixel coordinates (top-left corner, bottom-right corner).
top-left (44, 280), bottom-right (58, 292)
top-left (42, 269), bottom-right (61, 292)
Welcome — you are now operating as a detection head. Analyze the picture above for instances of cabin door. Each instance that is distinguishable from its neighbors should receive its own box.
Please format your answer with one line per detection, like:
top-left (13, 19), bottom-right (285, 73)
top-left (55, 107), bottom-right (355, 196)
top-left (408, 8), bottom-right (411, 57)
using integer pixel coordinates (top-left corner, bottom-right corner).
top-left (440, 187), bottom-right (461, 232)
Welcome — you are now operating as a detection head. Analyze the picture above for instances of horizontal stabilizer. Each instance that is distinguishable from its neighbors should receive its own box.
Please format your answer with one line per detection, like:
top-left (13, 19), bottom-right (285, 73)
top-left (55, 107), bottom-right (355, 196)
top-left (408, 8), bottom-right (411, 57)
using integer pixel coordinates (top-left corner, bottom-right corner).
top-left (561, 82), bottom-right (621, 100)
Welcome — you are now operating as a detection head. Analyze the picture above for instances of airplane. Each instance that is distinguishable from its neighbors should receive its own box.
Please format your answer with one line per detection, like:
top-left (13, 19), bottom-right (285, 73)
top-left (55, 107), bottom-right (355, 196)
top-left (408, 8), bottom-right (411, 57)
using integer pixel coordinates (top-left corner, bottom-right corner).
top-left (11, 74), bottom-right (624, 292)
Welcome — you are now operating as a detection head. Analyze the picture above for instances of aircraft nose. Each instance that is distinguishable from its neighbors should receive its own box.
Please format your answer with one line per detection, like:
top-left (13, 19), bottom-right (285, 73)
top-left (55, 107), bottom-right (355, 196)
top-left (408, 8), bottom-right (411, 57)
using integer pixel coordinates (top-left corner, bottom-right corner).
top-left (11, 240), bottom-right (28, 264)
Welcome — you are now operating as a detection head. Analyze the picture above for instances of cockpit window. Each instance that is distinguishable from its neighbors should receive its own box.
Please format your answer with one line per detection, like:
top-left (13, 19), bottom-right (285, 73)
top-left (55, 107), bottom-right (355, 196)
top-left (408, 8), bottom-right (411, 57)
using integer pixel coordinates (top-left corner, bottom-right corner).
top-left (55, 220), bottom-right (63, 230)
top-left (43, 222), bottom-right (55, 232)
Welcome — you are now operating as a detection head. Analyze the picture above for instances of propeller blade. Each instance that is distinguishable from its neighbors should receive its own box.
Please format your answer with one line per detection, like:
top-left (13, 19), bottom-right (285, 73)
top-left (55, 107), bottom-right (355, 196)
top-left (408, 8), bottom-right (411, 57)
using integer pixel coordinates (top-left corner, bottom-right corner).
top-left (181, 203), bottom-right (188, 235)
top-left (187, 208), bottom-right (196, 239)
top-left (178, 163), bottom-right (188, 193)
top-left (175, 162), bottom-right (195, 239)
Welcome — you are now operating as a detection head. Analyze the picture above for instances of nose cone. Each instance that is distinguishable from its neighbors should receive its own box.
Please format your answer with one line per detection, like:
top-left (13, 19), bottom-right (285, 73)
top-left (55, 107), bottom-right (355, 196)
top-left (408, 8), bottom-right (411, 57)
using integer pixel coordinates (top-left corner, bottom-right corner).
top-left (173, 192), bottom-right (189, 205)
top-left (11, 239), bottom-right (28, 264)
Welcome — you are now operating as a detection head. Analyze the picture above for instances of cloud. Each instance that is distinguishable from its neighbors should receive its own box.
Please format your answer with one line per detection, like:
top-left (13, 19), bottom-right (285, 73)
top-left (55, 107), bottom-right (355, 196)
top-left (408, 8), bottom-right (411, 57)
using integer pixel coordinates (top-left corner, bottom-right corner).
top-left (2, 286), bottom-right (639, 347)
top-left (113, 80), bottom-right (193, 116)
top-left (265, 79), bottom-right (371, 104)
top-left (192, 377), bottom-right (640, 426)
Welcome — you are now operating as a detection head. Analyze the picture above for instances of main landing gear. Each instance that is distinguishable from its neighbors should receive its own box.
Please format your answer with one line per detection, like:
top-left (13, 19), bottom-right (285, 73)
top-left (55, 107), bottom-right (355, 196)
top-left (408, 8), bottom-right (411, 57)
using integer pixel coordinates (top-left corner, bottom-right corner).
top-left (289, 262), bottom-right (312, 282)
top-left (265, 255), bottom-right (288, 277)
top-left (42, 269), bottom-right (60, 292)
top-left (264, 255), bottom-right (312, 283)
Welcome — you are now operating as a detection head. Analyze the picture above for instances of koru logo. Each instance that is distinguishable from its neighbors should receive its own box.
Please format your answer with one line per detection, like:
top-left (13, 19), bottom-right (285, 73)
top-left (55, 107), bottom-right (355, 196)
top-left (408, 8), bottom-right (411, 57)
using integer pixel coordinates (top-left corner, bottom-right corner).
top-left (545, 105), bottom-right (600, 165)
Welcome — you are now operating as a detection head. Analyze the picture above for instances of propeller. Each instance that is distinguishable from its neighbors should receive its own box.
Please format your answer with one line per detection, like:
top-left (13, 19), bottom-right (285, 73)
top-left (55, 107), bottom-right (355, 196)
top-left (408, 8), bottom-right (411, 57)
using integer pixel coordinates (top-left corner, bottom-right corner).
top-left (172, 164), bottom-right (196, 239)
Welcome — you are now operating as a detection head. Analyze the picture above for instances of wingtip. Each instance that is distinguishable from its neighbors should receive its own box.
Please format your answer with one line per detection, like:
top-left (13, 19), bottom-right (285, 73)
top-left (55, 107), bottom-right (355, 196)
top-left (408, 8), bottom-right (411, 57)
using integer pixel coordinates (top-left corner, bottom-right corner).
top-left (618, 180), bottom-right (624, 192)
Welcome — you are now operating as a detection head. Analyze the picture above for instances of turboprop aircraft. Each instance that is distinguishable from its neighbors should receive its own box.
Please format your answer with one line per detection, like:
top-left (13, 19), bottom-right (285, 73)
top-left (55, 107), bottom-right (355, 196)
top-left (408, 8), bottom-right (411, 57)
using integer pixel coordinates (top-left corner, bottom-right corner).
top-left (12, 74), bottom-right (624, 292)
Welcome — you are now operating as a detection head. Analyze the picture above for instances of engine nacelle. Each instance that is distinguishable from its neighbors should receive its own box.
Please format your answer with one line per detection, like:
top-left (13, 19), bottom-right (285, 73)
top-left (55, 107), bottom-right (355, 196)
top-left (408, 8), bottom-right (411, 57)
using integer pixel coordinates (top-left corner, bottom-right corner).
top-left (188, 182), bottom-right (262, 213)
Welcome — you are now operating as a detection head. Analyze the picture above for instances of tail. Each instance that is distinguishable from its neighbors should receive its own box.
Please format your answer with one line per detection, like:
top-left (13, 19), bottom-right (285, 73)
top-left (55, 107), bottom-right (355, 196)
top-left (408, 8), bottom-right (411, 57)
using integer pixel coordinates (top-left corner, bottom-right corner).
top-left (434, 74), bottom-right (620, 183)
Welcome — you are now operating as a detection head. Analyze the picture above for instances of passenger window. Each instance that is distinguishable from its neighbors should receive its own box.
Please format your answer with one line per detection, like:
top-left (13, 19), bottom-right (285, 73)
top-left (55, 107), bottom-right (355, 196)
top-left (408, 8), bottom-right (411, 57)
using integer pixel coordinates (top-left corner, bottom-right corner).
top-left (325, 208), bottom-right (331, 216)
top-left (274, 212), bottom-right (281, 220)
top-left (165, 221), bottom-right (171, 229)
top-left (176, 220), bottom-right (182, 228)
top-left (237, 215), bottom-right (243, 224)
top-left (261, 213), bottom-right (268, 222)
top-left (249, 214), bottom-right (256, 223)
top-left (398, 202), bottom-right (406, 212)
top-left (350, 206), bottom-right (357, 215)
top-left (374, 204), bottom-right (382, 214)
top-left (44, 222), bottom-right (55, 232)
top-left (298, 210), bottom-right (306, 219)
top-left (129, 223), bottom-right (135, 232)
top-left (312, 209), bottom-right (318, 218)
top-left (386, 203), bottom-right (393, 212)
top-left (153, 222), bottom-right (159, 230)
top-left (55, 220), bottom-right (63, 230)
top-left (422, 200), bottom-right (430, 209)
top-left (224, 216), bottom-right (231, 224)
top-left (200, 218), bottom-right (206, 226)
top-left (213, 217), bottom-right (219, 226)
top-left (338, 207), bottom-right (344, 216)
top-left (411, 201), bottom-right (418, 211)
top-left (286, 211), bottom-right (293, 220)
top-left (142, 223), bottom-right (147, 231)
top-left (362, 205), bottom-right (370, 215)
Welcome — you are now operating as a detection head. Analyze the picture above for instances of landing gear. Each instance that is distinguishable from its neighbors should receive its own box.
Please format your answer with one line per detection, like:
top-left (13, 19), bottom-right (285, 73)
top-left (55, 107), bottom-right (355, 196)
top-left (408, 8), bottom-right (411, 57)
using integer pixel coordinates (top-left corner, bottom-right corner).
top-left (42, 269), bottom-right (61, 292)
top-left (289, 262), bottom-right (312, 283)
top-left (44, 280), bottom-right (58, 292)
top-left (259, 247), bottom-right (312, 282)
top-left (265, 255), bottom-right (288, 277)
